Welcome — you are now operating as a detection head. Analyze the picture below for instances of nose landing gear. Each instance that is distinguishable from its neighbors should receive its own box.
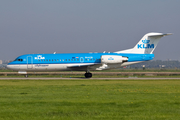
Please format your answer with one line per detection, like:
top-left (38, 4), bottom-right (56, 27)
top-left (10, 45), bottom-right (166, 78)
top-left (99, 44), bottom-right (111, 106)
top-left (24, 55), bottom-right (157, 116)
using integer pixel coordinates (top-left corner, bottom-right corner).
top-left (25, 74), bottom-right (28, 78)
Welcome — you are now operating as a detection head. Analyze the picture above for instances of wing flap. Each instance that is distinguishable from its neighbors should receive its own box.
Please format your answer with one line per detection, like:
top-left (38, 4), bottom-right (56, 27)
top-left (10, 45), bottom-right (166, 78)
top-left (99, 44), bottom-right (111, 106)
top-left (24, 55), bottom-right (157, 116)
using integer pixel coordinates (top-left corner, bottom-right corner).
top-left (67, 63), bottom-right (101, 71)
top-left (67, 63), bottom-right (96, 68)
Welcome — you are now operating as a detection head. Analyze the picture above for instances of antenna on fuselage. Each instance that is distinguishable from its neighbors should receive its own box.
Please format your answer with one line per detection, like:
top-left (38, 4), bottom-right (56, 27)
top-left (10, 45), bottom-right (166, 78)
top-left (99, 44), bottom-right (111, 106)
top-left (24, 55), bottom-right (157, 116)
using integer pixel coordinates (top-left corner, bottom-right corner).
top-left (54, 52), bottom-right (56, 54)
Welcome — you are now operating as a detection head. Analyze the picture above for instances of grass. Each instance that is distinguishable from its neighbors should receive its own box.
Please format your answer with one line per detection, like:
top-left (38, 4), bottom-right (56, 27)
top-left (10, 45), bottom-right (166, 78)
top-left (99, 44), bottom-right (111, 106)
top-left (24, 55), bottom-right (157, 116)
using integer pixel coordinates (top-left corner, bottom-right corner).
top-left (1, 69), bottom-right (180, 78)
top-left (0, 80), bottom-right (180, 120)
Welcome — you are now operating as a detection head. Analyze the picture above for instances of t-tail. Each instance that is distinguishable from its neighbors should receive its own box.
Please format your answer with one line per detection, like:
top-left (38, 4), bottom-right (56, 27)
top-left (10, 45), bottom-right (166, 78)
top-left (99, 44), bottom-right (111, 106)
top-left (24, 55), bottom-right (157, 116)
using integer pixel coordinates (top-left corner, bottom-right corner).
top-left (115, 32), bottom-right (172, 54)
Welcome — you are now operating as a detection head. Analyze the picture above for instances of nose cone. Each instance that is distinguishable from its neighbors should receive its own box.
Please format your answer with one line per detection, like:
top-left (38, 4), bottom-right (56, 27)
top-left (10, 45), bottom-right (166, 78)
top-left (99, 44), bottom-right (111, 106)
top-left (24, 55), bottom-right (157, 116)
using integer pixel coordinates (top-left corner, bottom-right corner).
top-left (6, 62), bottom-right (20, 70)
top-left (7, 63), bottom-right (12, 70)
top-left (7, 62), bottom-right (17, 70)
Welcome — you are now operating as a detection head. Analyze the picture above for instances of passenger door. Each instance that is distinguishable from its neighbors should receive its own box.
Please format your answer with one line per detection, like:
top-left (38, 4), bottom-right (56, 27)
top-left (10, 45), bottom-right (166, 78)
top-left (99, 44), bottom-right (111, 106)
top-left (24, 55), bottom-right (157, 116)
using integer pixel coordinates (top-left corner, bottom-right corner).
top-left (27, 56), bottom-right (33, 69)
top-left (80, 57), bottom-right (84, 63)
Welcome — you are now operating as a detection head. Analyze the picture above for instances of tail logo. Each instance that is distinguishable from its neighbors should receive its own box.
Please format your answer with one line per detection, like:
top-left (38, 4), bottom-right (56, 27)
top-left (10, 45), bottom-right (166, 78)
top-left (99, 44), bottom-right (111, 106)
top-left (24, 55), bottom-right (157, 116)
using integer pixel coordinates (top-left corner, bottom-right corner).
top-left (137, 39), bottom-right (154, 49)
top-left (108, 57), bottom-right (114, 60)
top-left (142, 39), bottom-right (150, 43)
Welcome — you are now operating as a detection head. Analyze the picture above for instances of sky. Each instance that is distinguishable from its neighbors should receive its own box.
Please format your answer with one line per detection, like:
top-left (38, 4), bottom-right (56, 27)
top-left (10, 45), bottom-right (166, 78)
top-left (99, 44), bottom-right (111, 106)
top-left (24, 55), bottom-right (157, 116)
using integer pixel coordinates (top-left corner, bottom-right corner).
top-left (0, 0), bottom-right (179, 60)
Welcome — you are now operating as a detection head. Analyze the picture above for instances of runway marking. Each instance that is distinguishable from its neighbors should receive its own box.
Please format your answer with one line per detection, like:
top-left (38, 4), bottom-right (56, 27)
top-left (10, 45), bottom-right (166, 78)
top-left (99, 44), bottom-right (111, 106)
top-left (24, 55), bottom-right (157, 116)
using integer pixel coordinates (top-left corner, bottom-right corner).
top-left (0, 77), bottom-right (180, 80)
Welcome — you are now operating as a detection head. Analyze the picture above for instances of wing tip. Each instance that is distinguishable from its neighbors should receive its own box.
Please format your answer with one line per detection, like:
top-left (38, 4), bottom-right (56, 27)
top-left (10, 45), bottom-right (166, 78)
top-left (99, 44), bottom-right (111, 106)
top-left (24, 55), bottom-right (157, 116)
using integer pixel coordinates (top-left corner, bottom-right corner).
top-left (163, 33), bottom-right (173, 36)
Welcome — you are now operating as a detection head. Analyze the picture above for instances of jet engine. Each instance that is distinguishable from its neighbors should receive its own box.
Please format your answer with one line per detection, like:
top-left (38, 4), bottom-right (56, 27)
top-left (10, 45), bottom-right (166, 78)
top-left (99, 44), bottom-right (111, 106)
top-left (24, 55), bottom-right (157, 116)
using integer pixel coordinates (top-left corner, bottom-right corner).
top-left (101, 55), bottom-right (128, 64)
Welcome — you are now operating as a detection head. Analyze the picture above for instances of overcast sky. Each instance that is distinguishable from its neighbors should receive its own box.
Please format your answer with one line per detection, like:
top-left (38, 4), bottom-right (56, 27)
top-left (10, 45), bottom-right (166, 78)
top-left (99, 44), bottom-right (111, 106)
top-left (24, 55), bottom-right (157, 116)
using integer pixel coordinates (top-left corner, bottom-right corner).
top-left (0, 0), bottom-right (179, 60)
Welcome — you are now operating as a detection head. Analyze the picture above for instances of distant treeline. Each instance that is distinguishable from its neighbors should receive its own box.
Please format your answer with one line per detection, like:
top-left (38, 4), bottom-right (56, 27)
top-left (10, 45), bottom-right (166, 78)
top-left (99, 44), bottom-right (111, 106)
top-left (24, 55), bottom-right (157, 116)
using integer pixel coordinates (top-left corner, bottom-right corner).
top-left (129, 60), bottom-right (180, 69)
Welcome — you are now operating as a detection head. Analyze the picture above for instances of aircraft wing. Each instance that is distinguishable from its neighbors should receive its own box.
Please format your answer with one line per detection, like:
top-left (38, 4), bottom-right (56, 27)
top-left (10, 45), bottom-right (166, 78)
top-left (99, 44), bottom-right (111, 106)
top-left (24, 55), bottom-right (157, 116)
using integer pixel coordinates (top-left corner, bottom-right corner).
top-left (67, 63), bottom-right (124, 71)
top-left (67, 63), bottom-right (101, 71)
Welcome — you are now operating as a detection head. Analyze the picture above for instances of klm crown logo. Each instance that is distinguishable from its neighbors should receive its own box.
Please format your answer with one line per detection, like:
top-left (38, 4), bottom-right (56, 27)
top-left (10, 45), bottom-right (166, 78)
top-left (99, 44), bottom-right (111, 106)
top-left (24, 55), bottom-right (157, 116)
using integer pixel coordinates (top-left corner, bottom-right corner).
top-left (137, 39), bottom-right (154, 49)
top-left (108, 57), bottom-right (114, 60)
top-left (142, 40), bottom-right (150, 43)
top-left (35, 55), bottom-right (45, 60)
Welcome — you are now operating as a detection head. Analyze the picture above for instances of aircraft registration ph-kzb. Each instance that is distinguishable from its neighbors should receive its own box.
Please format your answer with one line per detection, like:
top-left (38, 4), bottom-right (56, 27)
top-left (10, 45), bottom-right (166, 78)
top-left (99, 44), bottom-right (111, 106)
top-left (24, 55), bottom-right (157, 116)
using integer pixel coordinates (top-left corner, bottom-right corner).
top-left (7, 32), bottom-right (172, 78)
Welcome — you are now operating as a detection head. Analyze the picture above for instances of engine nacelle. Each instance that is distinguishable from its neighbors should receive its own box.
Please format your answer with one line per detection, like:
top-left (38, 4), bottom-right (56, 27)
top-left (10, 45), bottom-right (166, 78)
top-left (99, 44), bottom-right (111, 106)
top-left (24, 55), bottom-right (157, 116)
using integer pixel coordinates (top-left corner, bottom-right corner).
top-left (101, 55), bottom-right (128, 64)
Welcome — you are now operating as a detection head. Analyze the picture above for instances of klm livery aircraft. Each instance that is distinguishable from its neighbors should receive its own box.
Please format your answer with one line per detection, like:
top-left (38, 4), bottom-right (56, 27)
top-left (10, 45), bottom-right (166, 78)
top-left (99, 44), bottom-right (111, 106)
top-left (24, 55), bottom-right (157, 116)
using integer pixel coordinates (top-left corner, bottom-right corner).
top-left (7, 32), bottom-right (172, 78)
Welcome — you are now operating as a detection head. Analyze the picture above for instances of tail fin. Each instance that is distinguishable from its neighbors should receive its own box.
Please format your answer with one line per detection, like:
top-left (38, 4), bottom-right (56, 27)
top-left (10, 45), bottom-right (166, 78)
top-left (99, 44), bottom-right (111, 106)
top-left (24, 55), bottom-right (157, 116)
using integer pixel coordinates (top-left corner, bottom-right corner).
top-left (116, 32), bottom-right (172, 54)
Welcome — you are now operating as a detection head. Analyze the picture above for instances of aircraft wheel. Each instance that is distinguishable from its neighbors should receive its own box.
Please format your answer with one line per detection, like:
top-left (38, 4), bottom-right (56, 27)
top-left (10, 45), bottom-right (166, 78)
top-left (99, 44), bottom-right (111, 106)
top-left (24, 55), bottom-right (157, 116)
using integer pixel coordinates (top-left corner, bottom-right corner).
top-left (85, 73), bottom-right (92, 78)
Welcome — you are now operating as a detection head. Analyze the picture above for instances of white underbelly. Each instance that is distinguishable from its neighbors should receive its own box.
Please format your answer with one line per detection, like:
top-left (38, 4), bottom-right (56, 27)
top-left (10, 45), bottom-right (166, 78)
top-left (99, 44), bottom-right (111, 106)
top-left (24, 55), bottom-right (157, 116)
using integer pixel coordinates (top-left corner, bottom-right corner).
top-left (10, 64), bottom-right (68, 71)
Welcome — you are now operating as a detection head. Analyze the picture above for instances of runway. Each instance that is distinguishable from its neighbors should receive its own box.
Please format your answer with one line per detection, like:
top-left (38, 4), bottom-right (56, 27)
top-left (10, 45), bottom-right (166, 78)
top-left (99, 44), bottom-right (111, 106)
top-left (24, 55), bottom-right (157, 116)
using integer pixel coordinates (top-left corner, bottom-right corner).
top-left (0, 77), bottom-right (180, 80)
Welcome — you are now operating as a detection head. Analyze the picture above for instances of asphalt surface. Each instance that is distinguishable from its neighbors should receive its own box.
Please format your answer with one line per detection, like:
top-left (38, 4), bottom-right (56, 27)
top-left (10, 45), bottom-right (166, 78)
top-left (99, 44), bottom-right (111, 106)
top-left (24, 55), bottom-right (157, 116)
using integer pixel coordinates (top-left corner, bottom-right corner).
top-left (0, 77), bottom-right (180, 80)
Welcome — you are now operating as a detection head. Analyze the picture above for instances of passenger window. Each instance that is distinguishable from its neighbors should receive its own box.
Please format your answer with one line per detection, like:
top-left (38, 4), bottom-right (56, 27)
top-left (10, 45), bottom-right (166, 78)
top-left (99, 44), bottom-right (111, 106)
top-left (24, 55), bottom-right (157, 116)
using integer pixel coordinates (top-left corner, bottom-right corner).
top-left (57, 59), bottom-right (59, 61)
top-left (65, 59), bottom-right (67, 61)
top-left (38, 60), bottom-right (40, 61)
top-left (49, 59), bottom-right (51, 61)
top-left (68, 59), bottom-right (70, 61)
top-left (63, 59), bottom-right (64, 61)
top-left (85, 59), bottom-right (87, 61)
top-left (71, 59), bottom-right (73, 61)
top-left (54, 59), bottom-right (56, 61)
top-left (52, 60), bottom-right (53, 61)
top-left (77, 59), bottom-right (79, 61)
top-left (46, 59), bottom-right (48, 61)
top-left (60, 59), bottom-right (61, 61)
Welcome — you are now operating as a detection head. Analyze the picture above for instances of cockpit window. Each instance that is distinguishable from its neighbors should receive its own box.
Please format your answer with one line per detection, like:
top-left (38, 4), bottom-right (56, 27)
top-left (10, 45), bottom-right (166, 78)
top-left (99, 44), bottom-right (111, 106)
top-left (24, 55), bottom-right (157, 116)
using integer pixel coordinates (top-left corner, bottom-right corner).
top-left (14, 59), bottom-right (23, 62)
top-left (18, 59), bottom-right (23, 61)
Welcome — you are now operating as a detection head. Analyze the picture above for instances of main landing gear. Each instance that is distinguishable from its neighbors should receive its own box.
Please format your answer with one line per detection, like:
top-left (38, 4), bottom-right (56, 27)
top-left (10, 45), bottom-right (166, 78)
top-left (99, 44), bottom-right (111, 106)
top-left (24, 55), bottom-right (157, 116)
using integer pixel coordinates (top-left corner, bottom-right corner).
top-left (84, 72), bottom-right (92, 78)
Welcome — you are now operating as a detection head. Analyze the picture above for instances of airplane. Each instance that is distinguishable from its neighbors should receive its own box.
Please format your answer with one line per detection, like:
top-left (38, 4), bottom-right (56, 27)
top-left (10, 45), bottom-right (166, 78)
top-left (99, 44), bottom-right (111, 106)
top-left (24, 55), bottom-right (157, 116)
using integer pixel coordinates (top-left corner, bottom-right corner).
top-left (7, 32), bottom-right (172, 78)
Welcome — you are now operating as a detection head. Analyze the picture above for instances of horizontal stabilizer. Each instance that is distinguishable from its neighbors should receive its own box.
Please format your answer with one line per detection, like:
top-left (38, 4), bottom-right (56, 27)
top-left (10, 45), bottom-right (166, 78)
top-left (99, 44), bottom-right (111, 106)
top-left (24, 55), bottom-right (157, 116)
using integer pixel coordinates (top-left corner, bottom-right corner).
top-left (148, 33), bottom-right (172, 37)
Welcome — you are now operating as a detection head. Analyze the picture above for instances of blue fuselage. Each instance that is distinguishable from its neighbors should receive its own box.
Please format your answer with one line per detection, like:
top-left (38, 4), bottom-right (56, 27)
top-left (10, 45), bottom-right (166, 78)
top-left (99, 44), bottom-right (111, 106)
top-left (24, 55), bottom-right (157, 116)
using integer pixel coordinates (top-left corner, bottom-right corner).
top-left (7, 53), bottom-right (154, 72)
top-left (8, 53), bottom-right (154, 65)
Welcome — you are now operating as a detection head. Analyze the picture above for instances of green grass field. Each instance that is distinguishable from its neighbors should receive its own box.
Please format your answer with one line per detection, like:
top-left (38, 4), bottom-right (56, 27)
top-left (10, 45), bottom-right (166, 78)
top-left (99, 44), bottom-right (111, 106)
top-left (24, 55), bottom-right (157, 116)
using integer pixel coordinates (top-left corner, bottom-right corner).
top-left (0, 80), bottom-right (180, 120)
top-left (2, 69), bottom-right (180, 78)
